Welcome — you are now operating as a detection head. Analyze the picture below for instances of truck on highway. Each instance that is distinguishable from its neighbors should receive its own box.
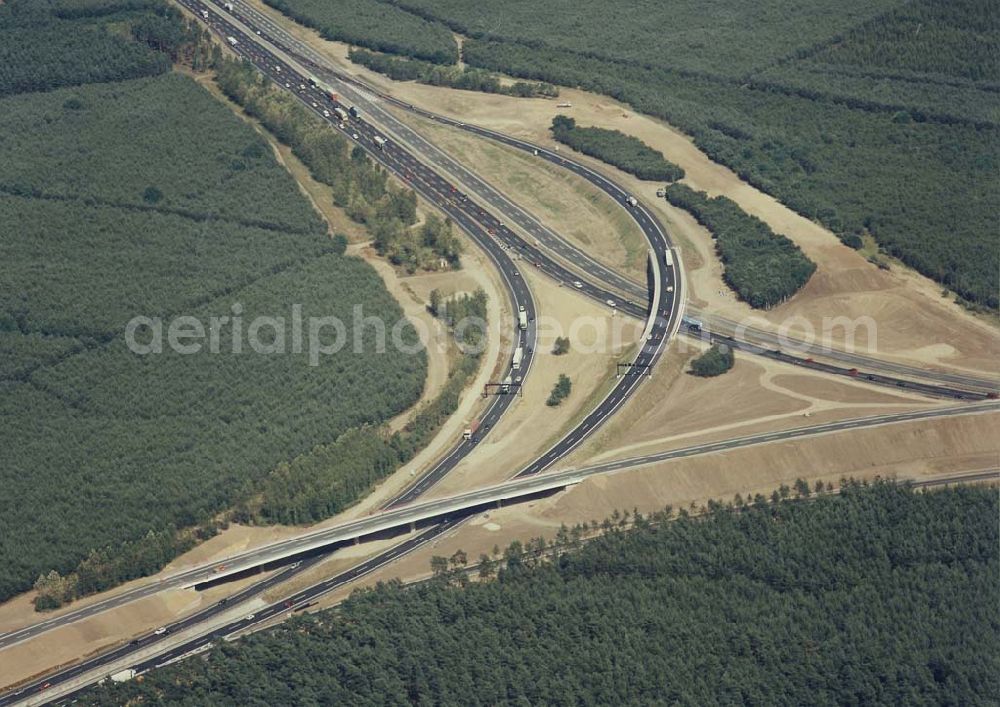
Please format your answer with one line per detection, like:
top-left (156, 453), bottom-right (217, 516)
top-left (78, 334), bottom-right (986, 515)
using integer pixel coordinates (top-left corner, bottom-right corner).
top-left (501, 374), bottom-right (513, 394)
top-left (327, 90), bottom-right (339, 102)
top-left (462, 420), bottom-right (480, 440)
top-left (348, 106), bottom-right (361, 119)
top-left (683, 317), bottom-right (703, 333)
top-left (512, 346), bottom-right (524, 371)
top-left (226, 36), bottom-right (238, 46)
top-left (663, 250), bottom-right (673, 268)
top-left (307, 76), bottom-right (318, 87)
top-left (517, 305), bottom-right (528, 330)
top-left (333, 106), bottom-right (349, 122)
top-left (625, 195), bottom-right (638, 207)
top-left (110, 669), bottom-right (137, 683)
top-left (223, 1), bottom-right (233, 10)
top-left (373, 135), bottom-right (387, 150)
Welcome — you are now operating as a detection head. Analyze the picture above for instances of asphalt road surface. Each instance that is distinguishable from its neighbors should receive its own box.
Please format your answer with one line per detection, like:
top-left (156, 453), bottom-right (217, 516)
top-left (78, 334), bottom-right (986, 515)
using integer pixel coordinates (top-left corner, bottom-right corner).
top-left (6, 401), bottom-right (997, 705)
top-left (216, 0), bottom-right (998, 398)
top-left (2, 0), bottom-right (680, 693)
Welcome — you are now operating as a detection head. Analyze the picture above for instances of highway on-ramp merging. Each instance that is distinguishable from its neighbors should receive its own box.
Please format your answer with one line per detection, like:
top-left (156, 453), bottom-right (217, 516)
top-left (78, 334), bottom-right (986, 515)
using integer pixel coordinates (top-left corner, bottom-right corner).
top-left (1, 2), bottom-right (682, 702)
top-left (4, 401), bottom-right (997, 705)
top-left (217, 0), bottom-right (997, 400)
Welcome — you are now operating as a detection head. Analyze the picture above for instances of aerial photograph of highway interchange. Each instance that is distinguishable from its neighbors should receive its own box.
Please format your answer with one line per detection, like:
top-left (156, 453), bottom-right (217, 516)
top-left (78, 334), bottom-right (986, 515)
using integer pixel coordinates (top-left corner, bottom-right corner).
top-left (0, 0), bottom-right (998, 704)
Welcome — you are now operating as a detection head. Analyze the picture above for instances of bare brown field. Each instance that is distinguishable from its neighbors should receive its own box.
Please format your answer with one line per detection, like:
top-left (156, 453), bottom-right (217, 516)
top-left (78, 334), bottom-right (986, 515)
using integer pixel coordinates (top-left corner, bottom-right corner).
top-left (239, 0), bottom-right (998, 378)
top-left (307, 407), bottom-right (999, 614)
top-left (569, 340), bottom-right (940, 466)
top-left (392, 110), bottom-right (648, 284)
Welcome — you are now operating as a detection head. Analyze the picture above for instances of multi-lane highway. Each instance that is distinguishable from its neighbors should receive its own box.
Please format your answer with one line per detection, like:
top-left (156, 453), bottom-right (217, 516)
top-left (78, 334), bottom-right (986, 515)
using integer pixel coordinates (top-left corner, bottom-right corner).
top-left (1, 2), bottom-right (681, 698)
top-left (6, 400), bottom-right (998, 705)
top-left (2, 2), bottom-right (991, 702)
top-left (213, 0), bottom-right (999, 400)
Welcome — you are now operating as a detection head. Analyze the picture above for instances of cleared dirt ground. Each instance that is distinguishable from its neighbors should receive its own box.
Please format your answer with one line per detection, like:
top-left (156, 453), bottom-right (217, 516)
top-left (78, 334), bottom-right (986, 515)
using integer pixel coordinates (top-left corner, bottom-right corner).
top-left (423, 267), bottom-right (642, 496)
top-left (568, 339), bottom-right (943, 467)
top-left (392, 110), bottom-right (648, 284)
top-left (241, 0), bottom-right (997, 378)
top-left (302, 406), bottom-right (999, 614)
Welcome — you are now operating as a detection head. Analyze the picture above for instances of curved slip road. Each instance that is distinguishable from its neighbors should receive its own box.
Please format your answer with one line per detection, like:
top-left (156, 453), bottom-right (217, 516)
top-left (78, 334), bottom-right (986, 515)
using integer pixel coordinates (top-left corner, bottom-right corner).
top-left (1, 0), bottom-right (678, 685)
top-left (219, 0), bottom-right (997, 397)
top-left (6, 400), bottom-right (997, 705)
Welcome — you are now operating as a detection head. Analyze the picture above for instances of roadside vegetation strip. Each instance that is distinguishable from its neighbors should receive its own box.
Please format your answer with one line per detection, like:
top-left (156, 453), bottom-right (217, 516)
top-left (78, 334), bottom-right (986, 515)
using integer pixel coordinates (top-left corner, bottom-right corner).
top-left (550, 116), bottom-right (685, 182)
top-left (215, 58), bottom-right (462, 272)
top-left (666, 184), bottom-right (816, 309)
top-left (312, 0), bottom-right (1000, 308)
top-left (348, 47), bottom-right (558, 98)
top-left (83, 482), bottom-right (999, 705)
top-left (0, 2), bottom-right (430, 607)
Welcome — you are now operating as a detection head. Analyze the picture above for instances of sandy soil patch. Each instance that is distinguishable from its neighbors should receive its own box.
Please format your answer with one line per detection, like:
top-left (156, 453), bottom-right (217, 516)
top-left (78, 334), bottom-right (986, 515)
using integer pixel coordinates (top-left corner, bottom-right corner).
top-left (346, 243), bottom-right (451, 431)
top-left (423, 267), bottom-right (643, 496)
top-left (544, 410), bottom-right (1000, 522)
top-left (394, 110), bottom-right (647, 284)
top-left (306, 408), bottom-right (999, 614)
top-left (239, 0), bottom-right (998, 377)
top-left (568, 338), bottom-right (939, 466)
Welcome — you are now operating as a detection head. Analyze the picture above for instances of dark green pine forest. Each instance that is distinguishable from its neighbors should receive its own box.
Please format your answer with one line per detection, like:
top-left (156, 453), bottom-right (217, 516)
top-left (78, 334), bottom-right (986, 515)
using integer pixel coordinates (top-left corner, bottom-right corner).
top-left (268, 0), bottom-right (1000, 309)
top-left (0, 0), bottom-right (433, 607)
top-left (85, 482), bottom-right (999, 705)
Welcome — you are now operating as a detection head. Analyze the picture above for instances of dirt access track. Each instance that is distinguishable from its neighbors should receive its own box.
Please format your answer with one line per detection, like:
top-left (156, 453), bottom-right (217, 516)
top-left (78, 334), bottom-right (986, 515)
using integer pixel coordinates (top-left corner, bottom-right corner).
top-left (241, 0), bottom-right (998, 380)
top-left (300, 407), bottom-right (999, 614)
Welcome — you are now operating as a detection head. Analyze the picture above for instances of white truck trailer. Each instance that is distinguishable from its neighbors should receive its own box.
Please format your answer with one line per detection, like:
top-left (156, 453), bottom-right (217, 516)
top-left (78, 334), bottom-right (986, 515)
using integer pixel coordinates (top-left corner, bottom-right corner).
top-left (517, 305), bottom-right (528, 330)
top-left (511, 346), bottom-right (524, 371)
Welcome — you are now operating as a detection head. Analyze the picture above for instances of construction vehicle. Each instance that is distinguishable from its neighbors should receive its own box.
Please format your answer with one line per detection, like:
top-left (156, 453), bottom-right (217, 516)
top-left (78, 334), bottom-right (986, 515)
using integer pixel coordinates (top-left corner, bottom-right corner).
top-left (517, 305), bottom-right (528, 330)
top-left (511, 346), bottom-right (524, 371)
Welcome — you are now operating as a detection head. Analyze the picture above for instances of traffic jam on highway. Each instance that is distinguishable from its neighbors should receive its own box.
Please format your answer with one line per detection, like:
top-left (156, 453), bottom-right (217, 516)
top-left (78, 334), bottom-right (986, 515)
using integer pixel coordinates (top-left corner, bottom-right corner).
top-left (209, 0), bottom-right (994, 404)
top-left (4, 0), bottom-right (995, 703)
top-left (2, 3), bottom-right (679, 703)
